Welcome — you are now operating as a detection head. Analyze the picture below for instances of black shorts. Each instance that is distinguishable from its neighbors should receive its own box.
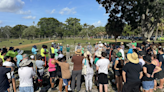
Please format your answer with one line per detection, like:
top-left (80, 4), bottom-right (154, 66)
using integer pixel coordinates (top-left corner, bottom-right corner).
top-left (156, 70), bottom-right (164, 79)
top-left (122, 81), bottom-right (140, 92)
top-left (98, 73), bottom-right (108, 84)
top-left (115, 70), bottom-right (122, 76)
top-left (57, 71), bottom-right (62, 78)
top-left (49, 71), bottom-right (57, 77)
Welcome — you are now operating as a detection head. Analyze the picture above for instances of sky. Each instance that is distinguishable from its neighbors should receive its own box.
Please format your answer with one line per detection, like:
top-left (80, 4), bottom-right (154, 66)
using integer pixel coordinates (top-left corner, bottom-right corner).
top-left (0, 0), bottom-right (109, 27)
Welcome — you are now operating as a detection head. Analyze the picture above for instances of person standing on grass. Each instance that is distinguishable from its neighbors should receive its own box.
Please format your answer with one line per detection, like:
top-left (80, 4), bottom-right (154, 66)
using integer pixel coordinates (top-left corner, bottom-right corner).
top-left (0, 58), bottom-right (14, 92)
top-left (122, 52), bottom-right (143, 92)
top-left (40, 45), bottom-right (49, 64)
top-left (83, 51), bottom-right (94, 92)
top-left (3, 56), bottom-right (16, 92)
top-left (114, 52), bottom-right (124, 92)
top-left (66, 44), bottom-right (70, 61)
top-left (50, 44), bottom-right (55, 57)
top-left (0, 51), bottom-right (7, 62)
top-left (54, 46), bottom-right (59, 60)
top-left (142, 55), bottom-right (162, 92)
top-left (59, 43), bottom-right (63, 54)
top-left (96, 52), bottom-right (110, 92)
top-left (120, 42), bottom-right (125, 50)
top-left (87, 42), bottom-right (92, 53)
top-left (55, 56), bottom-right (72, 92)
top-left (71, 49), bottom-right (84, 92)
top-left (31, 45), bottom-right (38, 55)
top-left (35, 55), bottom-right (45, 91)
top-left (95, 42), bottom-right (99, 51)
top-left (48, 54), bottom-right (57, 91)
top-left (157, 48), bottom-right (164, 89)
top-left (75, 43), bottom-right (82, 51)
top-left (18, 59), bottom-right (36, 92)
top-left (14, 49), bottom-right (24, 67)
top-left (106, 42), bottom-right (110, 55)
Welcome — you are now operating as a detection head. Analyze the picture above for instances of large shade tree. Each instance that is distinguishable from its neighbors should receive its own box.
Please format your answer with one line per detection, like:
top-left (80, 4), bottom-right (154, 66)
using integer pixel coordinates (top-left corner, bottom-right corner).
top-left (11, 25), bottom-right (28, 39)
top-left (96, 0), bottom-right (164, 40)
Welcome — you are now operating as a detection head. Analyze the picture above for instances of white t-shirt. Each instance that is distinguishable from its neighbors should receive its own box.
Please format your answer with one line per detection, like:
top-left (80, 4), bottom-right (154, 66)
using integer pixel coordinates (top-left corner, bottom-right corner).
top-left (96, 58), bottom-right (110, 74)
top-left (119, 49), bottom-right (125, 59)
top-left (3, 61), bottom-right (15, 79)
top-left (35, 60), bottom-right (44, 75)
top-left (139, 58), bottom-right (145, 66)
top-left (18, 67), bottom-right (35, 87)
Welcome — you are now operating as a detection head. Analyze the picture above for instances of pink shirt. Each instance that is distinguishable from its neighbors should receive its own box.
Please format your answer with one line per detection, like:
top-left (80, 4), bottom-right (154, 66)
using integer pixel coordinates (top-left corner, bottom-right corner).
top-left (48, 58), bottom-right (56, 72)
top-left (154, 59), bottom-right (159, 72)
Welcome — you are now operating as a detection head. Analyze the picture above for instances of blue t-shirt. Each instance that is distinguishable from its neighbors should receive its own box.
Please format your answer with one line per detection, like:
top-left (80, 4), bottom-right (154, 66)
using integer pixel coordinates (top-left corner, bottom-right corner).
top-left (32, 47), bottom-right (37, 55)
top-left (159, 54), bottom-right (164, 70)
top-left (16, 55), bottom-right (23, 67)
top-left (59, 46), bottom-right (63, 51)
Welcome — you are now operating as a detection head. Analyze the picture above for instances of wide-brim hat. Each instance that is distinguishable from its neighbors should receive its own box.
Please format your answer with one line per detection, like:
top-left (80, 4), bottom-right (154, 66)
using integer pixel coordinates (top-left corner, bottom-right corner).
top-left (84, 51), bottom-right (92, 57)
top-left (126, 43), bottom-right (133, 49)
top-left (147, 39), bottom-right (150, 42)
top-left (127, 52), bottom-right (139, 64)
top-left (99, 43), bottom-right (103, 47)
top-left (60, 43), bottom-right (62, 45)
top-left (75, 49), bottom-right (82, 55)
top-left (19, 59), bottom-right (32, 67)
top-left (17, 50), bottom-right (24, 55)
top-left (95, 51), bottom-right (102, 57)
top-left (121, 42), bottom-right (124, 44)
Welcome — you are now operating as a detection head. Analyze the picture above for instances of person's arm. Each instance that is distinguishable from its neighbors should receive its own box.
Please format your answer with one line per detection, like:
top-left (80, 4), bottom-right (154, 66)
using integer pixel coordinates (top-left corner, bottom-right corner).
top-left (96, 66), bottom-right (99, 71)
top-left (122, 71), bottom-right (126, 83)
top-left (159, 56), bottom-right (162, 67)
top-left (13, 57), bottom-right (17, 62)
top-left (152, 66), bottom-right (162, 77)
top-left (143, 66), bottom-right (151, 77)
top-left (139, 71), bottom-right (143, 79)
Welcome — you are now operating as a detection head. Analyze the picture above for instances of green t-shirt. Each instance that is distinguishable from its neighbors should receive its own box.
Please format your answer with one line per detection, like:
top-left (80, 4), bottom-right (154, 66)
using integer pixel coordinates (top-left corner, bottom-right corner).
top-left (66, 47), bottom-right (70, 52)
top-left (81, 48), bottom-right (84, 54)
top-left (94, 58), bottom-right (99, 64)
top-left (132, 42), bottom-right (137, 47)
top-left (55, 49), bottom-right (58, 56)
top-left (6, 50), bottom-right (16, 57)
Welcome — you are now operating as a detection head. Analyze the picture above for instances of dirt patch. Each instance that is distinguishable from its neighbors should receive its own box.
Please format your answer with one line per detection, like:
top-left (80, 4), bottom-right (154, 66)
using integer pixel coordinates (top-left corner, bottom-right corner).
top-left (12, 40), bottom-right (57, 49)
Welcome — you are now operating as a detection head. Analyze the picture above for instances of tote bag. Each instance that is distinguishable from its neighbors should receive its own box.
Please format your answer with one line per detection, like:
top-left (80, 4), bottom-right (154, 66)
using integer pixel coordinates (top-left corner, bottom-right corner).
top-left (82, 59), bottom-right (87, 75)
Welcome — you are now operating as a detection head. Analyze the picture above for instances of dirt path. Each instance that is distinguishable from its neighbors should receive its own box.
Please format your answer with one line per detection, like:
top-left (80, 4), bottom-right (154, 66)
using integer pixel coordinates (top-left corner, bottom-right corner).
top-left (12, 40), bottom-right (57, 49)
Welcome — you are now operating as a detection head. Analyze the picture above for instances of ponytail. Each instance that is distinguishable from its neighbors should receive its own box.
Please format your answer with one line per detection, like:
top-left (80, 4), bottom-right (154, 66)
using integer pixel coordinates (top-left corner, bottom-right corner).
top-left (87, 55), bottom-right (92, 67)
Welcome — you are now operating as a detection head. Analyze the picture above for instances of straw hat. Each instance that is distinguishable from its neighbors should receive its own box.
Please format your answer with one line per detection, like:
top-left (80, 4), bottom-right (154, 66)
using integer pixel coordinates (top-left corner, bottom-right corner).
top-left (127, 52), bottom-right (139, 64)
top-left (75, 49), bottom-right (82, 55)
top-left (88, 42), bottom-right (90, 44)
top-left (121, 42), bottom-right (124, 45)
top-left (95, 51), bottom-right (102, 57)
top-left (84, 51), bottom-right (92, 57)
top-left (67, 44), bottom-right (69, 46)
top-left (60, 43), bottom-right (62, 45)
top-left (147, 39), bottom-right (150, 42)
top-left (19, 59), bottom-right (32, 67)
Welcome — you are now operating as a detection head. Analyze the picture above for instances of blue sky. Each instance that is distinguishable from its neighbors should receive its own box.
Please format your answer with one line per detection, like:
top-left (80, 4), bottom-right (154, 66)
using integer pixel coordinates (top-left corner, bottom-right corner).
top-left (0, 0), bottom-right (109, 27)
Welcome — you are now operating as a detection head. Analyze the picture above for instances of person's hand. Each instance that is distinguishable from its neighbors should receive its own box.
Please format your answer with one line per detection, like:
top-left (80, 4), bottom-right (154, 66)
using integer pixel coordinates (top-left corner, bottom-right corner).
top-left (146, 73), bottom-right (151, 78)
top-left (151, 73), bottom-right (154, 78)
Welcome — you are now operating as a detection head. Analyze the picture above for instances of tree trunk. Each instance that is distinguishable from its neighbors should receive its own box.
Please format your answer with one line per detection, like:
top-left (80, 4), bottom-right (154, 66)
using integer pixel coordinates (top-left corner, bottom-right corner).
top-left (161, 23), bottom-right (163, 37)
top-left (107, 34), bottom-right (108, 39)
top-left (44, 35), bottom-right (46, 39)
top-left (115, 37), bottom-right (117, 42)
top-left (155, 23), bottom-right (159, 41)
top-left (49, 37), bottom-right (51, 40)
top-left (33, 36), bottom-right (35, 40)
top-left (101, 36), bottom-right (103, 41)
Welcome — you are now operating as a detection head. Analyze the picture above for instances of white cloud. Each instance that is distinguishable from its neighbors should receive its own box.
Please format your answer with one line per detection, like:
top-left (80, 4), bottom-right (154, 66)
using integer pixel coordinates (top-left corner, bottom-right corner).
top-left (98, 4), bottom-right (103, 9)
top-left (92, 21), bottom-right (102, 27)
top-left (23, 16), bottom-right (36, 19)
top-left (103, 13), bottom-right (109, 16)
top-left (0, 20), bottom-right (2, 24)
top-left (0, 0), bottom-right (24, 12)
top-left (59, 7), bottom-right (76, 15)
top-left (18, 10), bottom-right (31, 14)
top-left (50, 9), bottom-right (55, 14)
top-left (68, 1), bottom-right (72, 5)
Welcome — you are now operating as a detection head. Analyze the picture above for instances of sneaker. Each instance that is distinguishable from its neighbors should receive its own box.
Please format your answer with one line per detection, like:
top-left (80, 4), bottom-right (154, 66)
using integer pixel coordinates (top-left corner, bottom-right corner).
top-left (51, 87), bottom-right (57, 90)
top-left (68, 87), bottom-right (72, 91)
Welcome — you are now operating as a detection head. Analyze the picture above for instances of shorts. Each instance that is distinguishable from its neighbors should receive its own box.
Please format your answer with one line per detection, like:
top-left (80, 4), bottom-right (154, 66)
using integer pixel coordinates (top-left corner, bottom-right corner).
top-left (57, 71), bottom-right (62, 78)
top-left (49, 71), bottom-right (57, 77)
top-left (19, 86), bottom-right (34, 92)
top-left (115, 70), bottom-right (122, 76)
top-left (98, 73), bottom-right (108, 84)
top-left (63, 78), bottom-right (71, 86)
top-left (157, 70), bottom-right (164, 79)
top-left (37, 70), bottom-right (43, 82)
top-left (122, 81), bottom-right (140, 92)
top-left (142, 80), bottom-right (154, 90)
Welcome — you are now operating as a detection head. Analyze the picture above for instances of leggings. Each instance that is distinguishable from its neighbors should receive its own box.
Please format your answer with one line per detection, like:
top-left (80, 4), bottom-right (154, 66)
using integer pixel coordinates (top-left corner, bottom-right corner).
top-left (84, 73), bottom-right (93, 91)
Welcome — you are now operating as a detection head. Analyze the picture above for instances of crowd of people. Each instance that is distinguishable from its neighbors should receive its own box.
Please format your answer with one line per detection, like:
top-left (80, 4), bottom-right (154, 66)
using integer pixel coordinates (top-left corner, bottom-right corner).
top-left (0, 40), bottom-right (164, 92)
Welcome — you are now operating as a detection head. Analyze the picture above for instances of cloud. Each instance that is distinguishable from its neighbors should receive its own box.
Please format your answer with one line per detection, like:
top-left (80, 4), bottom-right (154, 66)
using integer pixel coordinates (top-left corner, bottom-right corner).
top-left (50, 9), bottom-right (55, 14)
top-left (0, 0), bottom-right (24, 12)
top-left (18, 10), bottom-right (31, 14)
top-left (59, 7), bottom-right (76, 15)
top-left (23, 16), bottom-right (36, 19)
top-left (68, 1), bottom-right (72, 5)
top-left (92, 21), bottom-right (102, 27)
top-left (98, 4), bottom-right (103, 9)
top-left (0, 20), bottom-right (2, 24)
top-left (103, 13), bottom-right (109, 16)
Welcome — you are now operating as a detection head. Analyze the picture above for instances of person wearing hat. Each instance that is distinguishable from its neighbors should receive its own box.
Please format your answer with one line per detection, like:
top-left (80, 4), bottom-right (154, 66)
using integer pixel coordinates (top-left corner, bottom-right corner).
top-left (120, 42), bottom-right (125, 50)
top-left (116, 46), bottom-right (125, 59)
top-left (96, 52), bottom-right (110, 92)
top-left (122, 52), bottom-right (143, 92)
top-left (18, 59), bottom-right (35, 92)
top-left (87, 42), bottom-right (92, 53)
top-left (3, 56), bottom-right (16, 92)
top-left (82, 51), bottom-right (94, 92)
top-left (114, 52), bottom-right (124, 92)
top-left (66, 44), bottom-right (70, 61)
top-left (31, 45), bottom-right (38, 55)
top-left (75, 43), bottom-right (82, 52)
top-left (95, 42), bottom-right (99, 51)
top-left (142, 55), bottom-right (161, 92)
top-left (14, 49), bottom-right (24, 67)
top-left (71, 49), bottom-right (84, 92)
top-left (0, 58), bottom-right (14, 92)
top-left (59, 43), bottom-right (63, 54)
